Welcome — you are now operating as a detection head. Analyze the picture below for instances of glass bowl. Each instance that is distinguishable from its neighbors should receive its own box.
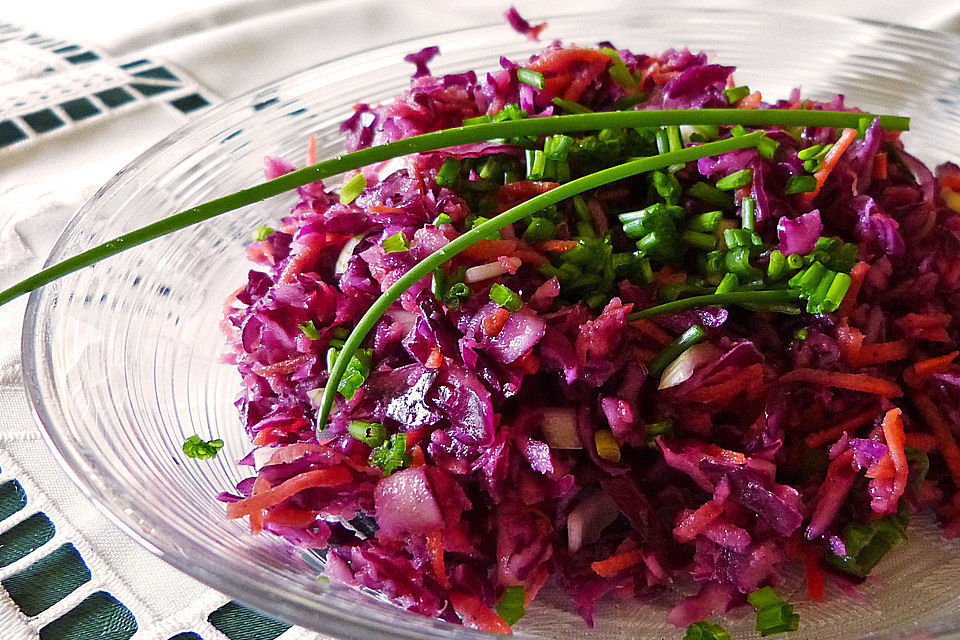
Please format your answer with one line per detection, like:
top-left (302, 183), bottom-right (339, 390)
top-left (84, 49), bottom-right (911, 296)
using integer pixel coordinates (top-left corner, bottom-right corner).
top-left (22, 7), bottom-right (960, 640)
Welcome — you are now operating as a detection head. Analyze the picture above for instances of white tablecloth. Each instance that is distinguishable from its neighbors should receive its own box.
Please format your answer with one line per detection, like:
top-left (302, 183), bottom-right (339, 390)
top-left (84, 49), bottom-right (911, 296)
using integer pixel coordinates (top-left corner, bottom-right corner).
top-left (2, 2), bottom-right (960, 638)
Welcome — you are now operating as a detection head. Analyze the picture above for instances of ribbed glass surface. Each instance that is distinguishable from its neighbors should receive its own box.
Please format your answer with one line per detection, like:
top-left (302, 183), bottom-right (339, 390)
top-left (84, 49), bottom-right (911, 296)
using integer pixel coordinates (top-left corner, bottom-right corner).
top-left (22, 8), bottom-right (960, 640)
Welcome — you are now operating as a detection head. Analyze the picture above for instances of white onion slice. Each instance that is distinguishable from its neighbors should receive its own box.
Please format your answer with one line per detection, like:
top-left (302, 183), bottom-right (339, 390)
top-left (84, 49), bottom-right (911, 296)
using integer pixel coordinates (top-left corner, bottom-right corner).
top-left (334, 236), bottom-right (364, 274)
top-left (658, 342), bottom-right (722, 389)
top-left (567, 491), bottom-right (620, 552)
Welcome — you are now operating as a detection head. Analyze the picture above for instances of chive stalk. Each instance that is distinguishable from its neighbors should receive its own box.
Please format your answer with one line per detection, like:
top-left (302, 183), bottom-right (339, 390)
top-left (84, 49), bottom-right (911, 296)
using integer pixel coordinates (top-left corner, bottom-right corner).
top-left (628, 289), bottom-right (803, 321)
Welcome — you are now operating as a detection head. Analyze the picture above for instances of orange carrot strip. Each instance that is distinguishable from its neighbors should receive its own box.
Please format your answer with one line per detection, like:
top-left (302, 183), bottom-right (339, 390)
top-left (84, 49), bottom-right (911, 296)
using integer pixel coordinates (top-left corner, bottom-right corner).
top-left (865, 453), bottom-right (896, 480)
top-left (913, 351), bottom-right (958, 379)
top-left (737, 91), bottom-right (763, 109)
top-left (704, 444), bottom-right (748, 466)
top-left (873, 152), bottom-right (887, 180)
top-left (778, 368), bottom-right (902, 397)
top-left (803, 127), bottom-right (858, 202)
top-left (249, 477), bottom-right (270, 534)
top-left (426, 529), bottom-right (448, 587)
top-left (912, 392), bottom-right (960, 488)
top-left (226, 466), bottom-right (352, 519)
top-left (483, 308), bottom-right (510, 337)
top-left (461, 239), bottom-right (517, 261)
top-left (534, 240), bottom-right (578, 253)
top-left (804, 408), bottom-right (878, 448)
top-left (410, 445), bottom-right (426, 467)
top-left (263, 506), bottom-right (319, 528)
top-left (425, 346), bottom-right (443, 369)
top-left (307, 135), bottom-right (317, 166)
top-left (686, 364), bottom-right (763, 403)
top-left (449, 592), bottom-right (513, 635)
top-left (673, 501), bottom-right (724, 543)
top-left (250, 354), bottom-right (311, 377)
top-left (525, 47), bottom-right (610, 74)
top-left (591, 549), bottom-right (645, 577)
top-left (878, 409), bottom-right (906, 505)
top-left (839, 261), bottom-right (869, 318)
top-left (802, 546), bottom-right (825, 602)
top-left (278, 241), bottom-right (324, 284)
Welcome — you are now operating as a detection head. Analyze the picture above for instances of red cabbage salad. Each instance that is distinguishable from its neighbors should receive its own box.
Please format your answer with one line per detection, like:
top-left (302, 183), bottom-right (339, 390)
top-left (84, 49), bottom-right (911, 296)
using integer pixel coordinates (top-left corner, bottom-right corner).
top-left (216, 22), bottom-right (960, 639)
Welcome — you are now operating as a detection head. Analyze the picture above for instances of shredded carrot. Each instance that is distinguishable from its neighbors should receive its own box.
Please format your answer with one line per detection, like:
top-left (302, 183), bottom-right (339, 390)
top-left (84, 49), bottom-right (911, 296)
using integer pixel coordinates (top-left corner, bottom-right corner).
top-left (881, 408), bottom-right (907, 503)
top-left (263, 506), bottom-right (319, 528)
top-left (737, 91), bottom-right (762, 109)
top-left (778, 368), bottom-right (902, 397)
top-left (873, 152), bottom-right (887, 180)
top-left (865, 454), bottom-right (896, 480)
top-left (410, 445), bottom-right (426, 467)
top-left (686, 364), bottom-right (763, 403)
top-left (802, 127), bottom-right (858, 203)
top-left (483, 308), bottom-right (511, 337)
top-left (630, 319), bottom-right (672, 346)
top-left (462, 239), bottom-right (516, 261)
top-left (912, 392), bottom-right (960, 488)
top-left (804, 407), bottom-right (878, 448)
top-left (910, 351), bottom-right (958, 380)
top-left (525, 47), bottom-right (610, 102)
top-left (495, 180), bottom-right (560, 210)
top-left (425, 346), bottom-right (444, 369)
top-left (307, 135), bottom-right (317, 166)
top-left (278, 241), bottom-right (325, 284)
top-left (704, 444), bottom-right (748, 466)
top-left (802, 546), bottom-right (826, 602)
top-left (425, 529), bottom-right (448, 587)
top-left (673, 501), bottom-right (724, 543)
top-left (449, 592), bottom-right (513, 635)
top-left (591, 549), bottom-right (645, 577)
top-left (252, 429), bottom-right (280, 447)
top-left (904, 432), bottom-right (937, 452)
top-left (839, 261), bottom-right (869, 318)
top-left (249, 477), bottom-right (270, 534)
top-left (534, 239), bottom-right (578, 253)
top-left (226, 466), bottom-right (352, 519)
top-left (838, 323), bottom-right (910, 367)
top-left (250, 354), bottom-right (311, 377)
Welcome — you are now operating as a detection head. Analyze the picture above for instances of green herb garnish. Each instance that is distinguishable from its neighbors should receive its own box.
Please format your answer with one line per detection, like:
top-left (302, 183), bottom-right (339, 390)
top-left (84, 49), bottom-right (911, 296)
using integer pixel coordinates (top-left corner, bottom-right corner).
top-left (495, 585), bottom-right (526, 626)
top-left (183, 435), bottom-right (224, 459)
top-left (370, 433), bottom-right (411, 476)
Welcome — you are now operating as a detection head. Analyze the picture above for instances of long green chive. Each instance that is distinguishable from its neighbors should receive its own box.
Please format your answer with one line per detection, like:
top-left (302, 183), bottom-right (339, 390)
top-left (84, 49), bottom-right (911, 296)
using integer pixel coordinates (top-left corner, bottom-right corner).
top-left (316, 133), bottom-right (765, 427)
top-left (252, 225), bottom-right (273, 241)
top-left (716, 168), bottom-right (753, 191)
top-left (767, 249), bottom-right (787, 280)
top-left (614, 92), bottom-right (648, 110)
top-left (381, 231), bottom-right (409, 253)
top-left (684, 621), bottom-right (731, 640)
top-left (688, 181), bottom-right (735, 210)
top-left (339, 172), bottom-right (366, 204)
top-left (517, 67), bottom-right (545, 90)
top-left (600, 47), bottom-right (638, 92)
top-left (628, 289), bottom-right (802, 321)
top-left (348, 420), bottom-right (387, 447)
top-left (741, 196), bottom-right (756, 231)
top-left (724, 86), bottom-right (750, 104)
top-left (462, 114), bottom-right (492, 126)
top-left (785, 174), bottom-right (817, 194)
top-left (490, 283), bottom-right (523, 311)
top-left (299, 320), bottom-right (320, 340)
top-left (551, 97), bottom-right (593, 114)
top-left (495, 585), bottom-right (526, 626)
top-left (0, 110), bottom-right (908, 308)
top-left (715, 272), bottom-right (739, 294)
top-left (687, 210), bottom-right (723, 233)
top-left (649, 325), bottom-right (706, 375)
top-left (436, 157), bottom-right (461, 187)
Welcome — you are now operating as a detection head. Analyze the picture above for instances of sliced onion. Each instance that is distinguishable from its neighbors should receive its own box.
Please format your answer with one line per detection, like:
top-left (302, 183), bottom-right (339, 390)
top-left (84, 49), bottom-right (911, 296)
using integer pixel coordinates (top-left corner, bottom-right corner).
top-left (658, 342), bottom-right (722, 389)
top-left (334, 236), bottom-right (364, 274)
top-left (464, 259), bottom-right (518, 283)
top-left (567, 491), bottom-right (620, 552)
top-left (253, 446), bottom-right (277, 471)
top-left (540, 406), bottom-right (581, 449)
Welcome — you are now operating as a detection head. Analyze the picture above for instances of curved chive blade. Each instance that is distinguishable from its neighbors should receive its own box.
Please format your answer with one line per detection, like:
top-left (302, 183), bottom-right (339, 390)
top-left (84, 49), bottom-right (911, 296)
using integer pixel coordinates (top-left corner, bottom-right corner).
top-left (316, 131), bottom-right (766, 429)
top-left (0, 111), bottom-right (908, 307)
top-left (627, 290), bottom-right (803, 321)
top-left (648, 325), bottom-right (706, 375)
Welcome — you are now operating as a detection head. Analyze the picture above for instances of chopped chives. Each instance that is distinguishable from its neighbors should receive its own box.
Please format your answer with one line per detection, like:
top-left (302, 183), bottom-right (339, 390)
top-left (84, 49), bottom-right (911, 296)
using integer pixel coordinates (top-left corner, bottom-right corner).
top-left (767, 249), bottom-right (787, 280)
top-left (490, 283), bottom-right (523, 312)
top-left (433, 213), bottom-right (453, 226)
top-left (688, 181), bottom-right (735, 209)
top-left (648, 325), bottom-right (706, 374)
top-left (791, 260), bottom-right (827, 293)
top-left (522, 217), bottom-right (556, 241)
top-left (600, 47), bottom-right (638, 92)
top-left (741, 196), bottom-right (756, 231)
top-left (724, 85), bottom-right (751, 104)
top-left (821, 271), bottom-right (852, 312)
top-left (517, 67), bottom-right (545, 89)
top-left (786, 253), bottom-right (804, 269)
top-left (252, 225), bottom-right (273, 241)
top-left (495, 585), bottom-right (526, 626)
top-left (339, 172), bottom-right (366, 204)
top-left (687, 210), bottom-right (723, 232)
top-left (726, 247), bottom-right (761, 279)
top-left (797, 144), bottom-right (825, 160)
top-left (683, 621), bottom-right (731, 640)
top-left (348, 420), bottom-right (387, 447)
top-left (748, 587), bottom-right (800, 637)
top-left (528, 150), bottom-right (547, 179)
top-left (645, 419), bottom-right (674, 445)
top-left (785, 174), bottom-right (817, 194)
top-left (666, 125), bottom-right (683, 152)
top-left (381, 231), bottom-right (409, 253)
top-left (716, 168), bottom-right (753, 191)
top-left (793, 328), bottom-right (809, 340)
top-left (757, 136), bottom-right (780, 160)
top-left (682, 230), bottom-right (717, 250)
top-left (715, 272), bottom-right (739, 294)
top-left (370, 433), bottom-right (411, 475)
top-left (551, 97), bottom-right (593, 114)
top-left (655, 128), bottom-right (670, 154)
top-left (806, 270), bottom-right (837, 313)
top-left (544, 134), bottom-right (574, 160)
top-left (182, 435), bottom-right (224, 459)
top-left (479, 157), bottom-right (501, 181)
top-left (436, 157), bottom-right (461, 187)
top-left (730, 124), bottom-right (748, 137)
top-left (299, 320), bottom-right (320, 340)
top-left (693, 124), bottom-right (720, 141)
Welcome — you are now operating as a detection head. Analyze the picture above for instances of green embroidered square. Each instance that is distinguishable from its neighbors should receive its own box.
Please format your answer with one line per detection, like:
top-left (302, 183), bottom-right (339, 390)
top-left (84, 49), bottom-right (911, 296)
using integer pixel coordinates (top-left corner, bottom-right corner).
top-left (168, 634), bottom-right (203, 640)
top-left (0, 512), bottom-right (55, 567)
top-left (3, 543), bottom-right (91, 616)
top-left (40, 591), bottom-right (137, 640)
top-left (0, 480), bottom-right (27, 519)
top-left (208, 602), bottom-right (289, 640)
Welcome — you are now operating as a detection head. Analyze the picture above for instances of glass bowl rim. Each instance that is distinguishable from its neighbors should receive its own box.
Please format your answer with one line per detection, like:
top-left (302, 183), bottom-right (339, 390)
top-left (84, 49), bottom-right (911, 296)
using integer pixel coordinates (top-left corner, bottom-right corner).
top-left (20, 6), bottom-right (960, 639)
